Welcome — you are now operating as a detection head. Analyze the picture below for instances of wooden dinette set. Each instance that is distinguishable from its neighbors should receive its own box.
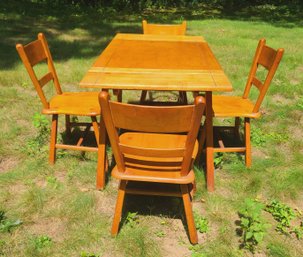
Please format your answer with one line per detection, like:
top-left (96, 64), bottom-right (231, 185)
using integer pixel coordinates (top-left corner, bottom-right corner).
top-left (16, 20), bottom-right (284, 244)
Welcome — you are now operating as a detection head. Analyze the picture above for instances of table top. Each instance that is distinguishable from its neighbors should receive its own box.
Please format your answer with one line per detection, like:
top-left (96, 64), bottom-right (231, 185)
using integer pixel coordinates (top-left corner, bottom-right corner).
top-left (80, 33), bottom-right (232, 92)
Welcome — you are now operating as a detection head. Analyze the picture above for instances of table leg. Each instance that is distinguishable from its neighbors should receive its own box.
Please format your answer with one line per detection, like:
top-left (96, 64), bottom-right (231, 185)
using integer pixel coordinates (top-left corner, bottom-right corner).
top-left (96, 116), bottom-right (107, 190)
top-left (205, 92), bottom-right (214, 192)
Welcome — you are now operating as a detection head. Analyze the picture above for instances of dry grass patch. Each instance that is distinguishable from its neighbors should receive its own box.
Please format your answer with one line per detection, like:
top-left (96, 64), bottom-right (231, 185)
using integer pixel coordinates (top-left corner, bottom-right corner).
top-left (271, 94), bottom-right (293, 105)
top-left (26, 217), bottom-right (67, 242)
top-left (0, 157), bottom-right (19, 173)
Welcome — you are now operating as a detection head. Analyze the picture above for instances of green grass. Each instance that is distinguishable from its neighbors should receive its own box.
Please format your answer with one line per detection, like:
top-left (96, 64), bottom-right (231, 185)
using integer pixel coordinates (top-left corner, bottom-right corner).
top-left (0, 1), bottom-right (303, 256)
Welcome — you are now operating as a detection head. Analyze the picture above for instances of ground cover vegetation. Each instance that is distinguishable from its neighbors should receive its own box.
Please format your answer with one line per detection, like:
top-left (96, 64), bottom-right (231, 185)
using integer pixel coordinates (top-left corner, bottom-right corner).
top-left (0, 0), bottom-right (302, 256)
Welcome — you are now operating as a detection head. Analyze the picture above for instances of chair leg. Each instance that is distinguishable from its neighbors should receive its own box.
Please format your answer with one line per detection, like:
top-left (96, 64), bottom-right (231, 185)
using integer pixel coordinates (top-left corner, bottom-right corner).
top-left (180, 184), bottom-right (198, 244)
top-left (190, 181), bottom-right (196, 199)
top-left (113, 90), bottom-right (122, 102)
top-left (244, 117), bottom-right (251, 167)
top-left (148, 91), bottom-right (154, 101)
top-left (111, 180), bottom-right (127, 236)
top-left (195, 125), bottom-right (206, 165)
top-left (234, 117), bottom-right (240, 139)
top-left (91, 116), bottom-right (99, 144)
top-left (192, 91), bottom-right (199, 98)
top-left (205, 92), bottom-right (214, 192)
top-left (65, 115), bottom-right (71, 137)
top-left (96, 117), bottom-right (107, 190)
top-left (179, 91), bottom-right (188, 104)
top-left (140, 90), bottom-right (148, 103)
top-left (49, 114), bottom-right (58, 165)
top-left (117, 90), bottom-right (122, 102)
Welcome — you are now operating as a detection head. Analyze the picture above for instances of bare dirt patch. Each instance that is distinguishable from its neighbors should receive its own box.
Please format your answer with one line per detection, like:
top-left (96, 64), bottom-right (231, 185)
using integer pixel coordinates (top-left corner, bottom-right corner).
top-left (95, 191), bottom-right (117, 216)
top-left (288, 125), bottom-right (303, 142)
top-left (27, 216), bottom-right (67, 242)
top-left (150, 217), bottom-right (192, 257)
top-left (35, 169), bottom-right (67, 188)
top-left (8, 182), bottom-right (27, 195)
top-left (252, 148), bottom-right (269, 160)
top-left (54, 170), bottom-right (66, 183)
top-left (0, 157), bottom-right (19, 173)
top-left (290, 110), bottom-right (303, 123)
top-left (272, 94), bottom-right (292, 105)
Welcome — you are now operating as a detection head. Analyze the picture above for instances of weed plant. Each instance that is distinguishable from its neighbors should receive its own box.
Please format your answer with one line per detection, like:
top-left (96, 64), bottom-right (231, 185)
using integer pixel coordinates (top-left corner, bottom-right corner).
top-left (238, 199), bottom-right (270, 252)
top-left (194, 212), bottom-right (209, 233)
top-left (0, 210), bottom-right (22, 233)
top-left (292, 221), bottom-right (303, 239)
top-left (23, 113), bottom-right (50, 156)
top-left (32, 235), bottom-right (52, 249)
top-left (266, 200), bottom-right (296, 234)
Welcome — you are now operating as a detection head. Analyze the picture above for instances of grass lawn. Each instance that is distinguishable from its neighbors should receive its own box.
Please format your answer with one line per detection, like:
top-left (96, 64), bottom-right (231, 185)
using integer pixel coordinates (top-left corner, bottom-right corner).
top-left (0, 1), bottom-right (303, 257)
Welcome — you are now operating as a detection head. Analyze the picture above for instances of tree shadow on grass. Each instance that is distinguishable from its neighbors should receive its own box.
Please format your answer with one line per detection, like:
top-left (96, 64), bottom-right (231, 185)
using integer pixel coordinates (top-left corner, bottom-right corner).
top-left (1, 1), bottom-right (301, 69)
top-left (141, 2), bottom-right (303, 28)
top-left (0, 1), bottom-right (142, 70)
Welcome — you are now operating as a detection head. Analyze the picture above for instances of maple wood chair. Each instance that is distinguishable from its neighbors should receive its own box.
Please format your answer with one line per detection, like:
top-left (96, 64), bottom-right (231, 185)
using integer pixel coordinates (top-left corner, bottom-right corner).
top-left (140, 20), bottom-right (188, 104)
top-left (99, 91), bottom-right (205, 244)
top-left (142, 19), bottom-right (187, 35)
top-left (197, 39), bottom-right (284, 167)
top-left (16, 33), bottom-right (106, 187)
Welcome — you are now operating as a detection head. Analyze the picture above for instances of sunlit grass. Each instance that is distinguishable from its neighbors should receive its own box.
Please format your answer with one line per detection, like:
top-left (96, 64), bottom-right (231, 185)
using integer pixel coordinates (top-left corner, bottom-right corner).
top-left (0, 1), bottom-right (302, 256)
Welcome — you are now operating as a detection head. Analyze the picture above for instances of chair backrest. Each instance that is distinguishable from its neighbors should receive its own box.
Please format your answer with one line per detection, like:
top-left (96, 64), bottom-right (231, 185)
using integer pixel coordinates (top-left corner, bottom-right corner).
top-left (99, 92), bottom-right (205, 176)
top-left (16, 33), bottom-right (62, 109)
top-left (142, 20), bottom-right (187, 35)
top-left (242, 39), bottom-right (284, 113)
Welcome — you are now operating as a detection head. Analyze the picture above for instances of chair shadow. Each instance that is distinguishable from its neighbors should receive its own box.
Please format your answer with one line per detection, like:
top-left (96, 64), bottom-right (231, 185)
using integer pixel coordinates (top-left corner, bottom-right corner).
top-left (60, 124), bottom-right (118, 185)
top-left (119, 193), bottom-right (193, 240)
top-left (60, 129), bottom-right (97, 148)
top-left (235, 215), bottom-right (246, 250)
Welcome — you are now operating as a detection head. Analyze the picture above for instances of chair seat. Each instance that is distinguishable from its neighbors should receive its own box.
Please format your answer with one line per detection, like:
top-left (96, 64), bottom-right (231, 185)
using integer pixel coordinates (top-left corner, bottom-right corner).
top-left (212, 95), bottom-right (261, 118)
top-left (111, 132), bottom-right (197, 184)
top-left (42, 92), bottom-right (100, 116)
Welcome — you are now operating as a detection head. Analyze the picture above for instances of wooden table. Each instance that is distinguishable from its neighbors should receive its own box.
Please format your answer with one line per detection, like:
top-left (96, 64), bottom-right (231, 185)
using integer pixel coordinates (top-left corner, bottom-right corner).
top-left (80, 33), bottom-right (232, 191)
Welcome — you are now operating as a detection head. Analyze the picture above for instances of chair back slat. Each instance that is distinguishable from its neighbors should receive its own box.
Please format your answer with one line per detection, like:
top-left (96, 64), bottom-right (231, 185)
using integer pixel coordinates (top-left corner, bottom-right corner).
top-left (109, 102), bottom-right (194, 133)
top-left (119, 143), bottom-right (185, 158)
top-left (124, 157), bottom-right (182, 171)
top-left (23, 40), bottom-right (47, 66)
top-left (124, 157), bottom-right (182, 172)
top-left (16, 33), bottom-right (62, 109)
top-left (39, 72), bottom-right (54, 88)
top-left (242, 39), bottom-right (284, 113)
top-left (251, 77), bottom-right (263, 91)
top-left (142, 20), bottom-right (186, 35)
top-left (258, 45), bottom-right (277, 70)
top-left (99, 92), bottom-right (205, 176)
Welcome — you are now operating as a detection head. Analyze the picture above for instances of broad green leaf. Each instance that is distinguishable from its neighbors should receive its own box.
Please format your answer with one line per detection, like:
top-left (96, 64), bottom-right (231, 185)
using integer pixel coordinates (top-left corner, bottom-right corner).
top-left (254, 232), bottom-right (264, 243)
top-left (245, 231), bottom-right (253, 240)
